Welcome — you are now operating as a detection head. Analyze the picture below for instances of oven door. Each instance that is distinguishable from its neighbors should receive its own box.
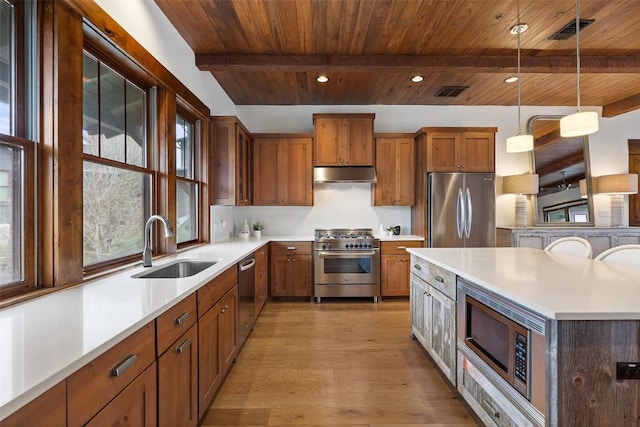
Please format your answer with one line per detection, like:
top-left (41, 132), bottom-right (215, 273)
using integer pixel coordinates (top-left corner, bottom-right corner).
top-left (314, 250), bottom-right (380, 285)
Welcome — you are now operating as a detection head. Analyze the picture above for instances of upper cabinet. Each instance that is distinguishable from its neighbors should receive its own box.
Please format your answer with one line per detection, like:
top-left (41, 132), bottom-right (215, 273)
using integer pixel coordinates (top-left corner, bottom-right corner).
top-left (211, 116), bottom-right (252, 205)
top-left (253, 134), bottom-right (313, 206)
top-left (373, 134), bottom-right (415, 206)
top-left (418, 127), bottom-right (496, 173)
top-left (313, 113), bottom-right (375, 166)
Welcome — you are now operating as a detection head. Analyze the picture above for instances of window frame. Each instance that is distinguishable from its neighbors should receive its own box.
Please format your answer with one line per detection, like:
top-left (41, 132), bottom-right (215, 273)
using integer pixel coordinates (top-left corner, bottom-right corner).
top-left (175, 106), bottom-right (201, 247)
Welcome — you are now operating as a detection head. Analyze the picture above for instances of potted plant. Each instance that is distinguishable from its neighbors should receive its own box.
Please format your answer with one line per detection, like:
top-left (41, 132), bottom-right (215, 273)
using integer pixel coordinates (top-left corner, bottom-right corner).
top-left (252, 221), bottom-right (264, 237)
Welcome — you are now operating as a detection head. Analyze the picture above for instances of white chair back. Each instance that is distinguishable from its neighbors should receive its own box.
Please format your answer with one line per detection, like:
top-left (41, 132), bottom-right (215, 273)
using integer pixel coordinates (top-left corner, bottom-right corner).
top-left (544, 237), bottom-right (593, 258)
top-left (594, 244), bottom-right (640, 267)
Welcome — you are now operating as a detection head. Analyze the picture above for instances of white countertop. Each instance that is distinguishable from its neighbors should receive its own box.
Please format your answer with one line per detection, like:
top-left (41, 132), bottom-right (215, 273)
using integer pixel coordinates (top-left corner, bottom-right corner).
top-left (376, 234), bottom-right (424, 241)
top-left (0, 236), bottom-right (298, 420)
top-left (407, 247), bottom-right (640, 321)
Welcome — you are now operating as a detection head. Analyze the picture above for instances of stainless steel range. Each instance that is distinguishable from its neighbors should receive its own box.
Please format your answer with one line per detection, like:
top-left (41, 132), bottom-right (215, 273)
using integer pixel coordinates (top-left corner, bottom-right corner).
top-left (313, 228), bottom-right (381, 303)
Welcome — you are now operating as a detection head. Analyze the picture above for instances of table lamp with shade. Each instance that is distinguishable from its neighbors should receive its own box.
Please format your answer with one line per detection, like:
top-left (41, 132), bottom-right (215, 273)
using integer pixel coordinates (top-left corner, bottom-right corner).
top-left (594, 173), bottom-right (638, 226)
top-left (503, 174), bottom-right (539, 227)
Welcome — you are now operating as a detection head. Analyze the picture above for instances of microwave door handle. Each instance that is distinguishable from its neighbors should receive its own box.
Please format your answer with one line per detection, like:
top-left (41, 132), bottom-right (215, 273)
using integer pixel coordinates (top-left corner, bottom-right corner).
top-left (456, 188), bottom-right (464, 239)
top-left (464, 187), bottom-right (472, 239)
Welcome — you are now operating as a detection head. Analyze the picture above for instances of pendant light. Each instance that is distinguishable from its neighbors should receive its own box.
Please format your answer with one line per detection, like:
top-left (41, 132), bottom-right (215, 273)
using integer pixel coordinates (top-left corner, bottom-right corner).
top-left (560, 0), bottom-right (599, 137)
top-left (506, 3), bottom-right (533, 153)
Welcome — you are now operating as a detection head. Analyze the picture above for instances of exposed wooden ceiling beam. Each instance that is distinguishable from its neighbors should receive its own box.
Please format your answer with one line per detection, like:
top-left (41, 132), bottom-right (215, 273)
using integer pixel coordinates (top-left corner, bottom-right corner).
top-left (196, 53), bottom-right (640, 74)
top-left (602, 93), bottom-right (640, 117)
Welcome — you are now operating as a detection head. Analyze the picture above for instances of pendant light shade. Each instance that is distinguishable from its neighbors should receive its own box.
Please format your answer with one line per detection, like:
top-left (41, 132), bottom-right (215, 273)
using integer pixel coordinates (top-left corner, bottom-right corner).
top-left (560, 110), bottom-right (599, 137)
top-left (560, 0), bottom-right (599, 137)
top-left (506, 134), bottom-right (534, 153)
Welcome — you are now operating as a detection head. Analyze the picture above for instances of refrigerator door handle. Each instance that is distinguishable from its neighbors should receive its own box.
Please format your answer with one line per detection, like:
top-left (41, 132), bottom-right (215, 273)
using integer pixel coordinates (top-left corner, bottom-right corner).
top-left (456, 188), bottom-right (465, 239)
top-left (464, 187), bottom-right (473, 238)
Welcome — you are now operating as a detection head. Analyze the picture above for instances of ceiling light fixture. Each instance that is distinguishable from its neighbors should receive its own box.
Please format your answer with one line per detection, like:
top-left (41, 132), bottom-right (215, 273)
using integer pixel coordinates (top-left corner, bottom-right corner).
top-left (504, 76), bottom-right (519, 83)
top-left (506, 13), bottom-right (533, 153)
top-left (560, 0), bottom-right (599, 137)
top-left (316, 75), bottom-right (329, 83)
top-left (411, 75), bottom-right (424, 83)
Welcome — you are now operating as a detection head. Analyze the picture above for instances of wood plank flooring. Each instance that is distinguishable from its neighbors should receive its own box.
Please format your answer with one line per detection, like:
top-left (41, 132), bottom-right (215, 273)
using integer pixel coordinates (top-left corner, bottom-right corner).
top-left (201, 299), bottom-right (479, 426)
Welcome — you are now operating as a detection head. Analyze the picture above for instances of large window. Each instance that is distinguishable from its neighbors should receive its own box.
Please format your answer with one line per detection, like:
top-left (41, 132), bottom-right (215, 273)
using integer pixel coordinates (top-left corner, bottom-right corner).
top-left (176, 111), bottom-right (199, 244)
top-left (0, 0), bottom-right (14, 135)
top-left (82, 51), bottom-right (151, 268)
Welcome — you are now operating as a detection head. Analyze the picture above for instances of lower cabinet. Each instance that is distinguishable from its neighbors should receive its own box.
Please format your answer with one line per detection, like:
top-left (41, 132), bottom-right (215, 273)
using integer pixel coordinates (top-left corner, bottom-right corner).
top-left (270, 242), bottom-right (312, 297)
top-left (255, 243), bottom-right (269, 316)
top-left (381, 241), bottom-right (421, 296)
top-left (1, 380), bottom-right (66, 427)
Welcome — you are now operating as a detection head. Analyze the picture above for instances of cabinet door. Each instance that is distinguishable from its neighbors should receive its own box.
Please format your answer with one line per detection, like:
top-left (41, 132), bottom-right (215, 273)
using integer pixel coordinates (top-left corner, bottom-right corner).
top-left (314, 117), bottom-right (343, 165)
top-left (85, 363), bottom-right (157, 427)
top-left (198, 302), bottom-right (221, 417)
top-left (270, 254), bottom-right (290, 296)
top-left (426, 285), bottom-right (457, 385)
top-left (345, 117), bottom-right (374, 165)
top-left (426, 132), bottom-right (459, 171)
top-left (410, 275), bottom-right (427, 346)
top-left (219, 286), bottom-right (239, 374)
top-left (282, 138), bottom-right (313, 205)
top-left (373, 138), bottom-right (396, 205)
top-left (460, 132), bottom-right (495, 172)
top-left (253, 138), bottom-right (281, 205)
top-left (1, 381), bottom-right (66, 427)
top-left (381, 254), bottom-right (410, 296)
top-left (289, 255), bottom-right (312, 297)
top-left (158, 325), bottom-right (198, 427)
top-left (236, 126), bottom-right (252, 205)
top-left (395, 137), bottom-right (415, 205)
top-left (255, 245), bottom-right (268, 316)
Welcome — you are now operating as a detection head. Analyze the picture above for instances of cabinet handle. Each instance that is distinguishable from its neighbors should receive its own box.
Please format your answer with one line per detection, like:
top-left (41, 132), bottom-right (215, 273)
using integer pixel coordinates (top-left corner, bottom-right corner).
top-left (110, 354), bottom-right (137, 377)
top-left (220, 307), bottom-right (226, 314)
top-left (397, 246), bottom-right (407, 250)
top-left (175, 338), bottom-right (192, 354)
top-left (482, 399), bottom-right (500, 418)
top-left (292, 258), bottom-right (296, 262)
top-left (174, 312), bottom-right (190, 326)
top-left (287, 246), bottom-right (296, 250)
top-left (223, 305), bottom-right (229, 310)
top-left (398, 258), bottom-right (407, 262)
top-left (435, 275), bottom-right (445, 284)
top-left (414, 264), bottom-right (421, 270)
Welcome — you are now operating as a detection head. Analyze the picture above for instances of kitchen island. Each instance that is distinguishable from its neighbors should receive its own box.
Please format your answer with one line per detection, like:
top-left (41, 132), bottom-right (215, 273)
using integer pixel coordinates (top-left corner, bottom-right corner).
top-left (407, 247), bottom-right (640, 427)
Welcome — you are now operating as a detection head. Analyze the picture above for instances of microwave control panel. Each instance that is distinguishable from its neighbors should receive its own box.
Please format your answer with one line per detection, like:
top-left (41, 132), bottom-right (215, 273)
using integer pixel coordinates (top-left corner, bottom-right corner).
top-left (514, 332), bottom-right (528, 384)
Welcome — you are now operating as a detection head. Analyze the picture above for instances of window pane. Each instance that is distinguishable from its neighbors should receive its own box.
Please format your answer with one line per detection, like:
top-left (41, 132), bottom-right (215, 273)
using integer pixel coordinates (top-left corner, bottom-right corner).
top-left (176, 115), bottom-right (193, 179)
top-left (0, 0), bottom-right (14, 135)
top-left (125, 81), bottom-right (145, 167)
top-left (176, 180), bottom-right (197, 243)
top-left (83, 161), bottom-right (149, 265)
top-left (0, 143), bottom-right (23, 285)
top-left (99, 63), bottom-right (126, 163)
top-left (82, 53), bottom-right (99, 155)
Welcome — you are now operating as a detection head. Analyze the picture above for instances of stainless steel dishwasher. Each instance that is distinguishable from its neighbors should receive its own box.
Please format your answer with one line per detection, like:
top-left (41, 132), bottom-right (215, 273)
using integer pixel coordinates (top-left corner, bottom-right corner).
top-left (238, 253), bottom-right (256, 348)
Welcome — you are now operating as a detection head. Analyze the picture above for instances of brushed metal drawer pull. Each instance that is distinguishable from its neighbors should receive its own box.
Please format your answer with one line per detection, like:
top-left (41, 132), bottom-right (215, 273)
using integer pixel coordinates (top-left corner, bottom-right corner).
top-left (176, 338), bottom-right (192, 354)
top-left (414, 264), bottom-right (422, 270)
top-left (397, 246), bottom-right (407, 250)
top-left (223, 305), bottom-right (229, 310)
top-left (435, 275), bottom-right (445, 283)
top-left (174, 312), bottom-right (190, 326)
top-left (220, 308), bottom-right (226, 314)
top-left (110, 354), bottom-right (137, 377)
top-left (287, 246), bottom-right (296, 250)
top-left (482, 399), bottom-right (500, 418)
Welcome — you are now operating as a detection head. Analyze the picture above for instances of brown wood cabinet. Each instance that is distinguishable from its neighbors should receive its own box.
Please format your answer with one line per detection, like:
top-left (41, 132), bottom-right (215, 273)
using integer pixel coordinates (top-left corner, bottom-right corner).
top-left (380, 241), bottom-right (422, 296)
top-left (313, 113), bottom-right (375, 166)
top-left (412, 127), bottom-right (497, 238)
top-left (211, 116), bottom-right (252, 205)
top-left (1, 380), bottom-right (66, 427)
top-left (270, 242), bottom-right (313, 297)
top-left (67, 322), bottom-right (156, 427)
top-left (253, 134), bottom-right (313, 206)
top-left (373, 134), bottom-right (415, 206)
top-left (197, 267), bottom-right (239, 419)
top-left (157, 294), bottom-right (198, 427)
top-left (255, 243), bottom-right (269, 316)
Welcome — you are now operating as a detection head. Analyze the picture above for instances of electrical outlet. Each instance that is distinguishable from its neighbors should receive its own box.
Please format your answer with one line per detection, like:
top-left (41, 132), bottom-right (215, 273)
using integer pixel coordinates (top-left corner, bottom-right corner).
top-left (617, 362), bottom-right (640, 380)
top-left (599, 209), bottom-right (610, 217)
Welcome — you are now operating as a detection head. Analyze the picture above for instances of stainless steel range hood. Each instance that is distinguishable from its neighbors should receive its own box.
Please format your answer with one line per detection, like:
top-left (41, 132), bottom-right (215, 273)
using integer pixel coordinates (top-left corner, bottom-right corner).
top-left (314, 166), bottom-right (377, 183)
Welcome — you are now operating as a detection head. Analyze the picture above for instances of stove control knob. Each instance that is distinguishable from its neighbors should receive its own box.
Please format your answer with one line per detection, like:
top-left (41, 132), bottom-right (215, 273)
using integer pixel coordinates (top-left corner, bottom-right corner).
top-left (327, 243), bottom-right (332, 250)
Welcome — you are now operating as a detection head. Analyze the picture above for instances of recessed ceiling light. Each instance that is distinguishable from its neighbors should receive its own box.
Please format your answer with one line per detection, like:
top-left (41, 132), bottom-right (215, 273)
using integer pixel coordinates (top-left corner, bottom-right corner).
top-left (510, 23), bottom-right (529, 35)
top-left (411, 75), bottom-right (424, 83)
top-left (317, 75), bottom-right (329, 83)
top-left (504, 76), bottom-right (519, 83)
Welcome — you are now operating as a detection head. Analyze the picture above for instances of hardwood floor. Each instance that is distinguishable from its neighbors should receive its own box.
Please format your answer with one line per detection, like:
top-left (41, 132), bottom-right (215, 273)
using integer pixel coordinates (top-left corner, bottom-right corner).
top-left (201, 299), bottom-right (479, 426)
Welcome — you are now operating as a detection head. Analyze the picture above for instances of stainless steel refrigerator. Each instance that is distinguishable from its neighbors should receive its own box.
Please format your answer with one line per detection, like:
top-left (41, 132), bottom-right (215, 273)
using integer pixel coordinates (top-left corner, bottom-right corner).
top-left (428, 172), bottom-right (495, 247)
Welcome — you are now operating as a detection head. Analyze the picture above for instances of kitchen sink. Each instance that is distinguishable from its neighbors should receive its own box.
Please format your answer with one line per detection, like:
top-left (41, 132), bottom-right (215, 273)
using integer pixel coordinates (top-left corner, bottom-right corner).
top-left (132, 259), bottom-right (219, 279)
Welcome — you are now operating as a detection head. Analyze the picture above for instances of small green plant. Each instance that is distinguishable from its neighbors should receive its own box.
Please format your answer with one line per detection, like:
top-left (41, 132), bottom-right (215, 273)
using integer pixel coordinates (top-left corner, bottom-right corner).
top-left (253, 221), bottom-right (264, 231)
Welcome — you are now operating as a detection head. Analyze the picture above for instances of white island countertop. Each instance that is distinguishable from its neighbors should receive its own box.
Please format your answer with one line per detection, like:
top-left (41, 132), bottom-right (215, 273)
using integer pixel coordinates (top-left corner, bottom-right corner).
top-left (407, 247), bottom-right (640, 321)
top-left (0, 236), bottom-right (310, 420)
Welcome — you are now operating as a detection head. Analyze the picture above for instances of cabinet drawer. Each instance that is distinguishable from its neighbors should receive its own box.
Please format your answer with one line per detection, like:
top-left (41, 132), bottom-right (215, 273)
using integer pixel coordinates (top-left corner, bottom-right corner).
top-left (197, 266), bottom-right (238, 317)
top-left (271, 241), bottom-right (312, 255)
top-left (67, 322), bottom-right (155, 427)
top-left (381, 240), bottom-right (422, 255)
top-left (410, 255), bottom-right (456, 300)
top-left (156, 293), bottom-right (197, 355)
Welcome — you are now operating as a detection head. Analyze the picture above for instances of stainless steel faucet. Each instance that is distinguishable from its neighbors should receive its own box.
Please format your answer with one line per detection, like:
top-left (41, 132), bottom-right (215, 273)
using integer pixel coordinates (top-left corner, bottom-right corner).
top-left (143, 215), bottom-right (174, 267)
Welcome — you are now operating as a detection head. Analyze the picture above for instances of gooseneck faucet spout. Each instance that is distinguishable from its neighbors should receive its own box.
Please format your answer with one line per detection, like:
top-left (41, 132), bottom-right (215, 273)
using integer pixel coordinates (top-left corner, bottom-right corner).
top-left (143, 214), bottom-right (174, 267)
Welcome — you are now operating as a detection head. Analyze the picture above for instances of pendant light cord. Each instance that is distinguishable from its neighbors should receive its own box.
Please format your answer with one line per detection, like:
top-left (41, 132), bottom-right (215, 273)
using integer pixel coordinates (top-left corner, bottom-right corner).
top-left (516, 0), bottom-right (522, 134)
top-left (576, 0), bottom-right (581, 111)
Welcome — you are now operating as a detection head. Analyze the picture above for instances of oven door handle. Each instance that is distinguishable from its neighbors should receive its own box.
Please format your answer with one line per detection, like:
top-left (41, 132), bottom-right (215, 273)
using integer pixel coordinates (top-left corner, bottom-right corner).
top-left (316, 251), bottom-right (377, 257)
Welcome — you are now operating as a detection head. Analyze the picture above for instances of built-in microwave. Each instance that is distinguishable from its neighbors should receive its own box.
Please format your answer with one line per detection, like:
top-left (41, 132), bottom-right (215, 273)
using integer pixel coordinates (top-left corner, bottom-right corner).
top-left (457, 279), bottom-right (546, 415)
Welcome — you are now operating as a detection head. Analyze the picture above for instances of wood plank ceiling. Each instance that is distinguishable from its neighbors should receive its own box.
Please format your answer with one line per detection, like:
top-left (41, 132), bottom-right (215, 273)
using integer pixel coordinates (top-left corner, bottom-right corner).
top-left (154, 0), bottom-right (640, 115)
